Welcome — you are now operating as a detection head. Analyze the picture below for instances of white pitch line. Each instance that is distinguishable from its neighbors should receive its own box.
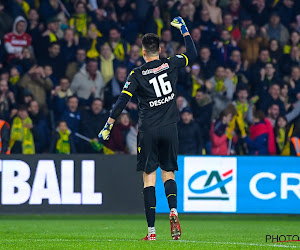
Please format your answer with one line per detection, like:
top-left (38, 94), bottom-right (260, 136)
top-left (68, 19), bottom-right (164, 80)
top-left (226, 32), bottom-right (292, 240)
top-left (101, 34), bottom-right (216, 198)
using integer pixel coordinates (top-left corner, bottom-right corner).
top-left (0, 239), bottom-right (299, 248)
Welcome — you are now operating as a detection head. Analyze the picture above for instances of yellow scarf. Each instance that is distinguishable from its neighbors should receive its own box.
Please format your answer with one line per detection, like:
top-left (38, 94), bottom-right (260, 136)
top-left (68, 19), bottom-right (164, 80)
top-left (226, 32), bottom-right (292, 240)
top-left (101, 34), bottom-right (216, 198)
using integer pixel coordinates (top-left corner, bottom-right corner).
top-left (56, 129), bottom-right (71, 154)
top-left (113, 42), bottom-right (130, 61)
top-left (277, 128), bottom-right (286, 152)
top-left (87, 29), bottom-right (103, 58)
top-left (100, 54), bottom-right (115, 84)
top-left (10, 116), bottom-right (35, 154)
top-left (49, 32), bottom-right (57, 42)
top-left (192, 75), bottom-right (201, 97)
top-left (155, 18), bottom-right (164, 38)
top-left (69, 13), bottom-right (88, 37)
top-left (21, 1), bottom-right (30, 17)
top-left (9, 75), bottom-right (20, 85)
top-left (215, 78), bottom-right (225, 92)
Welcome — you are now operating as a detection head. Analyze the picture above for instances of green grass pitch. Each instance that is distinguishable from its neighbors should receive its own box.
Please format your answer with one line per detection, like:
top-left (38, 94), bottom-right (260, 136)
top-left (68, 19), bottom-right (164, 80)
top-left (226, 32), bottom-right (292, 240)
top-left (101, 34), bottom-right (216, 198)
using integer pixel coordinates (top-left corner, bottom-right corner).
top-left (0, 214), bottom-right (299, 249)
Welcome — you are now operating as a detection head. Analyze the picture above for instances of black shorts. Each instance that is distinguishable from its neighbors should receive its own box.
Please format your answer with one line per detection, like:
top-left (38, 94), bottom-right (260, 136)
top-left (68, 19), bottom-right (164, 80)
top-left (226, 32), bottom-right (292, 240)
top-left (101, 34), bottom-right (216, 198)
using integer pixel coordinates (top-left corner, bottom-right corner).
top-left (137, 123), bottom-right (178, 174)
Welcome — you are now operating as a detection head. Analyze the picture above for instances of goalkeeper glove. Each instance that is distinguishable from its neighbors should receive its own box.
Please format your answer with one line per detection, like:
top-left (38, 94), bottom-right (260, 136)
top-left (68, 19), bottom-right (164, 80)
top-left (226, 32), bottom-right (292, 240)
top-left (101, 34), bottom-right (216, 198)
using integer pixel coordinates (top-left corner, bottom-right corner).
top-left (171, 16), bottom-right (189, 35)
top-left (98, 122), bottom-right (113, 140)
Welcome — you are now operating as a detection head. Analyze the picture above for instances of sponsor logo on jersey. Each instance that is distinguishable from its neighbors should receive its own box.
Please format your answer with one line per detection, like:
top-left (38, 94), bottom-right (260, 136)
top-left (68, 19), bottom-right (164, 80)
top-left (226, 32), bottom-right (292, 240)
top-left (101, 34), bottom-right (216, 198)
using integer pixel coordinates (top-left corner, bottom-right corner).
top-left (176, 55), bottom-right (183, 58)
top-left (149, 93), bottom-right (175, 107)
top-left (142, 63), bottom-right (169, 75)
top-left (124, 81), bottom-right (131, 89)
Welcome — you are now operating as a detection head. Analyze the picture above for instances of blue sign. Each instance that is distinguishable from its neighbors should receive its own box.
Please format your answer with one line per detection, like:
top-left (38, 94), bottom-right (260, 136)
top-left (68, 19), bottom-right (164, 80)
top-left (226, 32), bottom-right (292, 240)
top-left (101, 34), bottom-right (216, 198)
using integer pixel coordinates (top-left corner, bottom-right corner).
top-left (156, 156), bottom-right (300, 214)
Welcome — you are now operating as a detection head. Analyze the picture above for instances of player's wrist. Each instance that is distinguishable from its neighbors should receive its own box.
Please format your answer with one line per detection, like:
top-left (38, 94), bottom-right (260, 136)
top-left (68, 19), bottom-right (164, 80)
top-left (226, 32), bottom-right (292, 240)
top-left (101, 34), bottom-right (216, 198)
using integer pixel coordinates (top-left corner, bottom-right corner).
top-left (180, 25), bottom-right (189, 35)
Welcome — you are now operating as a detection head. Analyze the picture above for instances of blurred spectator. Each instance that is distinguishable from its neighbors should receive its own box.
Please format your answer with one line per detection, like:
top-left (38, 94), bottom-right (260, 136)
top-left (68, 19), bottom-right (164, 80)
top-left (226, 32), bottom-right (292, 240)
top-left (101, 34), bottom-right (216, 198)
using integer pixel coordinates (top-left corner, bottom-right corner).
top-left (191, 87), bottom-right (213, 147)
top-left (65, 48), bottom-right (86, 81)
top-left (79, 98), bottom-right (108, 153)
top-left (284, 31), bottom-right (300, 54)
top-left (176, 95), bottom-right (188, 112)
top-left (60, 29), bottom-right (79, 62)
top-left (19, 65), bottom-right (53, 113)
top-left (40, 42), bottom-right (66, 78)
top-left (190, 27), bottom-right (203, 51)
top-left (221, 13), bottom-right (241, 42)
top-left (4, 16), bottom-right (32, 62)
top-left (80, 23), bottom-right (103, 59)
top-left (9, 0), bottom-right (30, 19)
top-left (161, 29), bottom-right (179, 57)
top-left (227, 0), bottom-right (241, 23)
top-left (210, 104), bottom-right (236, 155)
top-left (71, 59), bottom-right (105, 104)
top-left (266, 103), bottom-right (280, 127)
top-left (51, 77), bottom-right (73, 121)
top-left (144, 4), bottom-right (164, 38)
top-left (69, 1), bottom-right (90, 37)
top-left (279, 45), bottom-right (300, 76)
top-left (286, 66), bottom-right (300, 101)
top-left (255, 62), bottom-right (279, 96)
top-left (39, 0), bottom-right (64, 22)
top-left (248, 0), bottom-right (270, 27)
top-left (243, 109), bottom-right (276, 155)
top-left (194, 9), bottom-right (218, 46)
top-left (276, 0), bottom-right (296, 29)
top-left (207, 66), bottom-right (234, 118)
top-left (108, 27), bottom-right (130, 62)
top-left (274, 115), bottom-right (290, 155)
top-left (125, 45), bottom-right (143, 73)
top-left (198, 47), bottom-right (218, 80)
top-left (27, 9), bottom-right (40, 34)
top-left (238, 24), bottom-right (268, 66)
top-left (232, 86), bottom-right (253, 125)
top-left (32, 17), bottom-right (59, 62)
top-left (0, 80), bottom-right (17, 122)
top-left (106, 112), bottom-right (133, 153)
top-left (202, 0), bottom-right (223, 26)
top-left (11, 47), bottom-right (36, 73)
top-left (0, 3), bottom-right (13, 40)
top-left (250, 48), bottom-right (270, 91)
top-left (189, 63), bottom-right (204, 97)
top-left (62, 96), bottom-right (80, 135)
top-left (28, 100), bottom-right (49, 153)
top-left (99, 43), bottom-right (119, 84)
top-left (0, 118), bottom-right (10, 154)
top-left (269, 39), bottom-right (282, 65)
top-left (178, 108), bottom-right (203, 155)
top-left (104, 66), bottom-right (127, 110)
top-left (258, 83), bottom-right (285, 115)
top-left (262, 12), bottom-right (289, 47)
top-left (279, 83), bottom-right (291, 112)
top-left (10, 105), bottom-right (35, 154)
top-left (212, 29), bottom-right (237, 66)
top-left (49, 120), bottom-right (76, 154)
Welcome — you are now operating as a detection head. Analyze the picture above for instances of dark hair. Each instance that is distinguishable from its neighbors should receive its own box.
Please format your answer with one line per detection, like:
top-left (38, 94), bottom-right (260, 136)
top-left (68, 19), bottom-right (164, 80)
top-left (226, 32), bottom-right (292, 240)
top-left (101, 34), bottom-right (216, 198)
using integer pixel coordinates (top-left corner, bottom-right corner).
top-left (142, 33), bottom-right (160, 56)
top-left (253, 110), bottom-right (265, 122)
top-left (220, 104), bottom-right (237, 118)
top-left (67, 95), bottom-right (78, 102)
top-left (197, 85), bottom-right (207, 93)
top-left (18, 105), bottom-right (28, 111)
top-left (92, 98), bottom-right (103, 104)
top-left (274, 115), bottom-right (289, 147)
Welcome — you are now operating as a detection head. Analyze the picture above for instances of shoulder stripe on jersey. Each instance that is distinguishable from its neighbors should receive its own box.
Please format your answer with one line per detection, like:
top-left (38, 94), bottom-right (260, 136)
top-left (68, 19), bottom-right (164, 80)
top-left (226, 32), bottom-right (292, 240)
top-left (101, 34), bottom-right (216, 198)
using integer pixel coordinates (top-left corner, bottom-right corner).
top-left (129, 70), bottom-right (135, 76)
top-left (122, 90), bottom-right (133, 97)
top-left (181, 53), bottom-right (188, 66)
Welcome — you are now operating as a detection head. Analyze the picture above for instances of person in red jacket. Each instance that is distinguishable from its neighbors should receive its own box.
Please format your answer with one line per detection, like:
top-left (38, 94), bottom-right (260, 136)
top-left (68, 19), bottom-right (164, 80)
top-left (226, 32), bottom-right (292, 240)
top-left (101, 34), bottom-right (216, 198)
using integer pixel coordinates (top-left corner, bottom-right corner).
top-left (243, 110), bottom-right (276, 155)
top-left (210, 105), bottom-right (236, 155)
top-left (4, 16), bottom-right (32, 61)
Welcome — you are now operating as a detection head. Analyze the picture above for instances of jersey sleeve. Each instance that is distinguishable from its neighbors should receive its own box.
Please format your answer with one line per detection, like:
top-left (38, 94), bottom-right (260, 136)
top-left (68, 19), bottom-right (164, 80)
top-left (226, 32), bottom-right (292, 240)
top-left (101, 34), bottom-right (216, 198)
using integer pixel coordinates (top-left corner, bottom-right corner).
top-left (121, 70), bottom-right (139, 97)
top-left (167, 53), bottom-right (189, 68)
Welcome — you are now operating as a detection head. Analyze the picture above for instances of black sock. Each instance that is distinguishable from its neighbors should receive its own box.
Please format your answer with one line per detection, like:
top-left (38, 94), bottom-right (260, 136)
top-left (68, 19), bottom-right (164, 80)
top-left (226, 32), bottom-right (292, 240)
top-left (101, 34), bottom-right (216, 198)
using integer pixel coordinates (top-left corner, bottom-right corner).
top-left (143, 186), bottom-right (156, 227)
top-left (164, 179), bottom-right (177, 210)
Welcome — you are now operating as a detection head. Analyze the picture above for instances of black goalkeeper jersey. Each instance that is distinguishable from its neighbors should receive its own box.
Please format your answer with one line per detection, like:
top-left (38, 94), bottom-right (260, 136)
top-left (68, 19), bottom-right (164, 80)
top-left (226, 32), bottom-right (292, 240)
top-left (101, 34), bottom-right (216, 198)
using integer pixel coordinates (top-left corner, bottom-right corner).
top-left (121, 54), bottom-right (189, 132)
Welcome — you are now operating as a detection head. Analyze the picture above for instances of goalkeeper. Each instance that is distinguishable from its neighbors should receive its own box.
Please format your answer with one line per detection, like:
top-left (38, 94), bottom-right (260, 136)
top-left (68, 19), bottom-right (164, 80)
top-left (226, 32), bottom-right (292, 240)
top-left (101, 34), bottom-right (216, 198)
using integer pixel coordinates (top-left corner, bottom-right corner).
top-left (99, 17), bottom-right (197, 241)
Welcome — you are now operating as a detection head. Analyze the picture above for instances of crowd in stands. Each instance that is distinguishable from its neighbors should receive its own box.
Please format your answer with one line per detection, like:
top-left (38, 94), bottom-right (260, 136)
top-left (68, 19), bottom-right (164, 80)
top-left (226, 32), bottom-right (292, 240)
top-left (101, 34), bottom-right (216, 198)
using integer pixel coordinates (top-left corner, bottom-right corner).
top-left (0, 0), bottom-right (300, 155)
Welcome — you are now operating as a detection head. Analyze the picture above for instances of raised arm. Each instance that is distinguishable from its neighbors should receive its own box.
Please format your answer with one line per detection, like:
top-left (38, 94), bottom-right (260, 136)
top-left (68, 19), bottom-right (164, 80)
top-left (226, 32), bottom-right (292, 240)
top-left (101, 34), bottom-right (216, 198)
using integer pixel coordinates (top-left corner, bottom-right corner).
top-left (171, 16), bottom-right (198, 65)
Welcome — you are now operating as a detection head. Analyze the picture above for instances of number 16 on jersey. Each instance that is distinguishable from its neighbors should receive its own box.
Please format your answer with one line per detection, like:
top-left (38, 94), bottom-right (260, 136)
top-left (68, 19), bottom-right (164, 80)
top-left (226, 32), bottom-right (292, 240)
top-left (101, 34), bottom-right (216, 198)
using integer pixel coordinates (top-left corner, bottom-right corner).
top-left (149, 73), bottom-right (172, 97)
